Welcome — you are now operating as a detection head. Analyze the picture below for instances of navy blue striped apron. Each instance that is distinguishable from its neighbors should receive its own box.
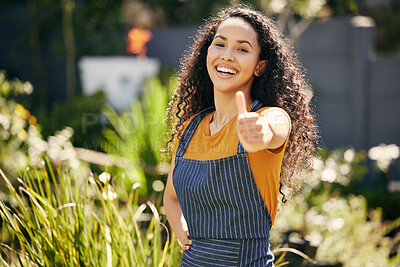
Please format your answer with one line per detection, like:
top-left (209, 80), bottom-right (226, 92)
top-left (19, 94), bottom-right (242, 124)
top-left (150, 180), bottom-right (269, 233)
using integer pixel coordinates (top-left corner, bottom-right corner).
top-left (173, 100), bottom-right (275, 266)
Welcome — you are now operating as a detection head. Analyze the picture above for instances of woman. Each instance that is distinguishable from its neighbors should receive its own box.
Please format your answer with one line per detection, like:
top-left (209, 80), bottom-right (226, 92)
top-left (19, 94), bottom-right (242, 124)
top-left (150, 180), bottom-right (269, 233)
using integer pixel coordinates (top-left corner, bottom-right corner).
top-left (163, 5), bottom-right (318, 266)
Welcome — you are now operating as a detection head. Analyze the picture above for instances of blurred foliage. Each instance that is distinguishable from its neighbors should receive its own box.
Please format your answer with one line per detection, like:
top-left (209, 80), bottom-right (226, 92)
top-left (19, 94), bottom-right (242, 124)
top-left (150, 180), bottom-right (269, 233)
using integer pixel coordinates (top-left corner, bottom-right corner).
top-left (73, 0), bottom-right (127, 56)
top-left (0, 71), bottom-right (36, 178)
top-left (21, 0), bottom-right (128, 56)
top-left (35, 91), bottom-right (107, 151)
top-left (126, 0), bottom-right (235, 26)
top-left (0, 71), bottom-right (182, 264)
top-left (359, 0), bottom-right (400, 56)
top-left (124, 0), bottom-right (359, 26)
top-left (326, 0), bottom-right (358, 15)
top-left (0, 164), bottom-right (182, 266)
top-left (271, 146), bottom-right (400, 266)
top-left (0, 71), bottom-right (33, 98)
top-left (261, 0), bottom-right (357, 18)
top-left (0, 0), bottom-right (128, 121)
top-left (101, 77), bottom-right (175, 195)
top-left (0, 70), bottom-right (88, 184)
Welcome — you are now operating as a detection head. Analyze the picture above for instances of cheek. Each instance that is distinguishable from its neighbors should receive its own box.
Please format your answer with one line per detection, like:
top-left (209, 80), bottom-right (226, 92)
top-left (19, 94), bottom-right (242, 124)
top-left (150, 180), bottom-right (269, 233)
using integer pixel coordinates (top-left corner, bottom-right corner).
top-left (241, 58), bottom-right (258, 74)
top-left (206, 48), bottom-right (215, 73)
top-left (206, 47), bottom-right (216, 62)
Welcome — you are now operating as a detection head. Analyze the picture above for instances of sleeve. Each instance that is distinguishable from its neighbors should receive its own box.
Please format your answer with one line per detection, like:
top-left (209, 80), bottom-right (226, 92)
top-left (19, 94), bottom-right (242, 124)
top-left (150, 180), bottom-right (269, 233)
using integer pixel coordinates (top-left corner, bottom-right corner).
top-left (172, 134), bottom-right (180, 157)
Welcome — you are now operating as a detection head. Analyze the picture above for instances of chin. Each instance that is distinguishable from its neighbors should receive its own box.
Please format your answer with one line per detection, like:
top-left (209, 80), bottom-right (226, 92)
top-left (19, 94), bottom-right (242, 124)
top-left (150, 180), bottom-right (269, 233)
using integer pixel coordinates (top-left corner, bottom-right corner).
top-left (212, 83), bottom-right (237, 93)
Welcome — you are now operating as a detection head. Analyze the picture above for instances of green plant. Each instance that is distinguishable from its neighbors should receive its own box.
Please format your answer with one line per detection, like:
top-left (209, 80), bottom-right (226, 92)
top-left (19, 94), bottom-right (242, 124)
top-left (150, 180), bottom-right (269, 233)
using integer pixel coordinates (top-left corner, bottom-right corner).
top-left (0, 71), bottom-right (90, 185)
top-left (101, 77), bottom-right (174, 195)
top-left (35, 90), bottom-right (107, 151)
top-left (270, 147), bottom-right (400, 266)
top-left (0, 71), bottom-right (36, 178)
top-left (0, 162), bottom-right (181, 266)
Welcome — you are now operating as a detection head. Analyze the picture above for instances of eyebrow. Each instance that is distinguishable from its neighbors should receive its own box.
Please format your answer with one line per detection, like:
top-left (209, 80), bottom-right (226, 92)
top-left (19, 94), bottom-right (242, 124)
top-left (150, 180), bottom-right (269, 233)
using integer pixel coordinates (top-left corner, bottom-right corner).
top-left (214, 35), bottom-right (253, 49)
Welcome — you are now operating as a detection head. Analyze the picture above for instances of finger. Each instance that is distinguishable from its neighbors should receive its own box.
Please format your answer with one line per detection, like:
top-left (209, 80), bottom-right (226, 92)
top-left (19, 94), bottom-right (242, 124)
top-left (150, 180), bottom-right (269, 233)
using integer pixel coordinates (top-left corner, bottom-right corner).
top-left (240, 130), bottom-right (264, 138)
top-left (237, 112), bottom-right (260, 128)
top-left (244, 136), bottom-right (264, 143)
top-left (184, 230), bottom-right (189, 237)
top-left (238, 120), bottom-right (262, 136)
top-left (183, 238), bottom-right (192, 245)
top-left (181, 245), bottom-right (191, 251)
top-left (238, 128), bottom-right (264, 138)
top-left (237, 112), bottom-right (259, 122)
top-left (236, 91), bottom-right (247, 115)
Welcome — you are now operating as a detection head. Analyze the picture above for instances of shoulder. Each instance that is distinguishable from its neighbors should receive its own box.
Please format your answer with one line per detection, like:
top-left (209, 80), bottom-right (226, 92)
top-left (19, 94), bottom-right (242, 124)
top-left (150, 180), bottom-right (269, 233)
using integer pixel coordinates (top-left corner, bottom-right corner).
top-left (258, 107), bottom-right (291, 127)
top-left (171, 111), bottom-right (211, 155)
top-left (171, 116), bottom-right (192, 155)
top-left (257, 106), bottom-right (290, 118)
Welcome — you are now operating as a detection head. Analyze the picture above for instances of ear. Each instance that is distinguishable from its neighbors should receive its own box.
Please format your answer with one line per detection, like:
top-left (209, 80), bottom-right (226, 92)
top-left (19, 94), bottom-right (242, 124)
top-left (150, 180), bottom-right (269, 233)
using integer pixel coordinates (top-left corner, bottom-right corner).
top-left (254, 60), bottom-right (267, 77)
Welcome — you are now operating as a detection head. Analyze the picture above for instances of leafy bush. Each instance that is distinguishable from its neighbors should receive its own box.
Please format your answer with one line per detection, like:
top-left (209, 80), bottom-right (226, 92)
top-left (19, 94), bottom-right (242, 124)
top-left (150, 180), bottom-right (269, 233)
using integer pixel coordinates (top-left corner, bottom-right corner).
top-left (271, 146), bottom-right (400, 266)
top-left (0, 71), bottom-right (36, 177)
top-left (0, 70), bottom-right (88, 184)
top-left (35, 90), bottom-right (107, 151)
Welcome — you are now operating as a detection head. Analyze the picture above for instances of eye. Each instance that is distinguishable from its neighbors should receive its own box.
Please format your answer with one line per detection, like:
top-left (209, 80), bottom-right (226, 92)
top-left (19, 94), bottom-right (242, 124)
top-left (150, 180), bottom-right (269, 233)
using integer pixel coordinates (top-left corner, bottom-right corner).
top-left (238, 48), bottom-right (248, 53)
top-left (215, 43), bottom-right (224, 47)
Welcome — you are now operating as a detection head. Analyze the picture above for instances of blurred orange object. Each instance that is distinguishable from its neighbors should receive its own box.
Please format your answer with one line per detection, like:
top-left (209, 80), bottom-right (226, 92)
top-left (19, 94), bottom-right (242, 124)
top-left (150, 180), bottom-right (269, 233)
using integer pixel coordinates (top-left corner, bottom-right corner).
top-left (127, 28), bottom-right (152, 56)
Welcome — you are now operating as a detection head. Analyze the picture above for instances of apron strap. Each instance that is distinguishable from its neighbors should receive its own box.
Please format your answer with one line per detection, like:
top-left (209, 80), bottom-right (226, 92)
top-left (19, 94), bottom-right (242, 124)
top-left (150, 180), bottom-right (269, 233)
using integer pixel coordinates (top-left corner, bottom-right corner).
top-left (176, 106), bottom-right (215, 157)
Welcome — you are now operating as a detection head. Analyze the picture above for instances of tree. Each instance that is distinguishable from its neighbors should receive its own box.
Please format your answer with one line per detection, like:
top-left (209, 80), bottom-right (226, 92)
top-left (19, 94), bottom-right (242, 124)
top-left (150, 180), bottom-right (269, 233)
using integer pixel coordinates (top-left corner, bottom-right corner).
top-left (259, 0), bottom-right (358, 49)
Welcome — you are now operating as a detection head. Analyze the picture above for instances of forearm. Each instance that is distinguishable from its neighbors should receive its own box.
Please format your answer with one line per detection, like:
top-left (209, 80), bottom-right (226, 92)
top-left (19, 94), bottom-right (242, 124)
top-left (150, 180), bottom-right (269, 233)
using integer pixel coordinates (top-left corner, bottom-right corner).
top-left (163, 195), bottom-right (188, 243)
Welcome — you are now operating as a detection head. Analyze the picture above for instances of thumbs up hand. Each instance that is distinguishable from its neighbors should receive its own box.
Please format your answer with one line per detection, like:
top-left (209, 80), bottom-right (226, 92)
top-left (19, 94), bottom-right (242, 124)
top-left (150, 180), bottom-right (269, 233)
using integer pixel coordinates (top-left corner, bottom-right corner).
top-left (236, 91), bottom-right (272, 153)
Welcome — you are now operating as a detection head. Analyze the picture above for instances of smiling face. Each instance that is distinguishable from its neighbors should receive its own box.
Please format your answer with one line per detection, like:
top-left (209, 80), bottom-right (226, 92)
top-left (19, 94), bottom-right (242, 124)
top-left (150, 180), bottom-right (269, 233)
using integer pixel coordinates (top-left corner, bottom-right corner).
top-left (206, 18), bottom-right (265, 95)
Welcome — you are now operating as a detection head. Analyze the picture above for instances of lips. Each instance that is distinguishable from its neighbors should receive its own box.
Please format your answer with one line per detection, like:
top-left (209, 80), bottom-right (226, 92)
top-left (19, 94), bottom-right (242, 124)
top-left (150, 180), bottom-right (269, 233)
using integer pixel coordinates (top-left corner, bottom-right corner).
top-left (216, 65), bottom-right (238, 76)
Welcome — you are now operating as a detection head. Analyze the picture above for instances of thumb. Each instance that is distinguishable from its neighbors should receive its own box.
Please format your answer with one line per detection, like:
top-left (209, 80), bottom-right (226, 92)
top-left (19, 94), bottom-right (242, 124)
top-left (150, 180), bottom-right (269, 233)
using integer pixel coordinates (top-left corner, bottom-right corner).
top-left (236, 91), bottom-right (248, 115)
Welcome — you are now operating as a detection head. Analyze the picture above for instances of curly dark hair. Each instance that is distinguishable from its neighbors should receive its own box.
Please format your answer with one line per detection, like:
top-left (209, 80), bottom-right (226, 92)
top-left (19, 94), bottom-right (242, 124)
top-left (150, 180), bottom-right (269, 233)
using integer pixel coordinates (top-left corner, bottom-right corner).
top-left (164, 5), bottom-right (319, 200)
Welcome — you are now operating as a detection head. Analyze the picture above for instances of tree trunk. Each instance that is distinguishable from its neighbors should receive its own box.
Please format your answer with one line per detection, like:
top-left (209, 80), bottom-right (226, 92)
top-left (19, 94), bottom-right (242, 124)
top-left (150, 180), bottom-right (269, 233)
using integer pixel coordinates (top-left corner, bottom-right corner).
top-left (61, 0), bottom-right (76, 101)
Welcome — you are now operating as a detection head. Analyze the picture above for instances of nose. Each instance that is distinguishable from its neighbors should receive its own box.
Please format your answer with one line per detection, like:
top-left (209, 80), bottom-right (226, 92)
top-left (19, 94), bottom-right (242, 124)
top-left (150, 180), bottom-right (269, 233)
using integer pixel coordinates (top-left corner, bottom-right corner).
top-left (221, 48), bottom-right (234, 62)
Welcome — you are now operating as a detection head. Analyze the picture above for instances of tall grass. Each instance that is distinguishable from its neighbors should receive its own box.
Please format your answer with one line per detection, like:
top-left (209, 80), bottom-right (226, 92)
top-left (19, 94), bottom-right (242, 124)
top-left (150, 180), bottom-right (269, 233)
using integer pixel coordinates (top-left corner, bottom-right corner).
top-left (0, 162), bottom-right (181, 266)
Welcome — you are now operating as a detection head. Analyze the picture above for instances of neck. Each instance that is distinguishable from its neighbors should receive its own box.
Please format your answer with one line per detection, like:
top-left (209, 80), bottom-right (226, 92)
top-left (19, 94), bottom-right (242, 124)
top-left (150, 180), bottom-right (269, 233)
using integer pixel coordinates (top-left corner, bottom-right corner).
top-left (212, 90), bottom-right (253, 123)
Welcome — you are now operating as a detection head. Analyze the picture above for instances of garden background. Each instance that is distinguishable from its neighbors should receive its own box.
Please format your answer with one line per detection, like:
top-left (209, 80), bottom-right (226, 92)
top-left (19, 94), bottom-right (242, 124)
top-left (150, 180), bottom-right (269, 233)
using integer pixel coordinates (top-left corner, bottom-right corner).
top-left (1, 0), bottom-right (400, 266)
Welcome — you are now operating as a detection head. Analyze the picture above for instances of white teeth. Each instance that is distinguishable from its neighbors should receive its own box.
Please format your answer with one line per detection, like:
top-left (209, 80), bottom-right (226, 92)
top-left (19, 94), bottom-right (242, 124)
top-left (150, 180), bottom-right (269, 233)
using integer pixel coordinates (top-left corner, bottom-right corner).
top-left (217, 66), bottom-right (237, 75)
